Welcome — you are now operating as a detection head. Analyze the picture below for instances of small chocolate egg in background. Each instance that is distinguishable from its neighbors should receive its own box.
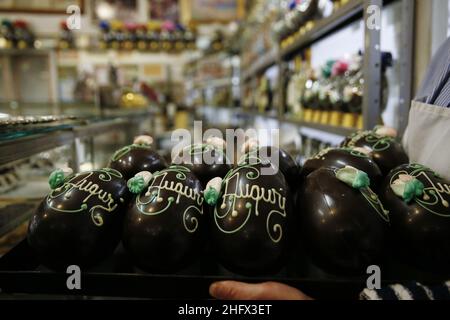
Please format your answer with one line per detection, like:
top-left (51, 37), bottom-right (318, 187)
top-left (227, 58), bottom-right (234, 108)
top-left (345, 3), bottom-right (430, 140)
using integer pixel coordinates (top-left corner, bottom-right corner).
top-left (242, 146), bottom-right (300, 192)
top-left (210, 156), bottom-right (293, 276)
top-left (342, 131), bottom-right (408, 175)
top-left (27, 168), bottom-right (129, 270)
top-left (301, 148), bottom-right (383, 189)
top-left (380, 164), bottom-right (450, 273)
top-left (172, 143), bottom-right (231, 188)
top-left (123, 166), bottom-right (205, 273)
top-left (298, 167), bottom-right (389, 275)
top-left (108, 136), bottom-right (168, 180)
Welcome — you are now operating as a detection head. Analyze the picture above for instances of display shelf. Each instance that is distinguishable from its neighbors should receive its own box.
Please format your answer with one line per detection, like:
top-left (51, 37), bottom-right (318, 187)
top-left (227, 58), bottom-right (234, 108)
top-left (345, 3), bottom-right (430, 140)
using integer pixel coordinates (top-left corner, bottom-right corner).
top-left (239, 109), bottom-right (280, 121)
top-left (282, 117), bottom-right (357, 137)
top-left (0, 130), bottom-right (75, 167)
top-left (0, 49), bottom-right (53, 56)
top-left (241, 47), bottom-right (278, 82)
top-left (74, 119), bottom-right (129, 139)
top-left (280, 0), bottom-right (365, 60)
top-left (193, 78), bottom-right (232, 90)
top-left (201, 106), bottom-right (356, 137)
top-left (0, 111), bottom-right (154, 167)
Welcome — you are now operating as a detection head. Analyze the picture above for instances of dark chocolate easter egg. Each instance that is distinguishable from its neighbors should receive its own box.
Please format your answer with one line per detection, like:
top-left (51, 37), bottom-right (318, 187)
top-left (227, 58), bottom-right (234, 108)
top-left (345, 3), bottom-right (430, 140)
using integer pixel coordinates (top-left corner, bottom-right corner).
top-left (298, 167), bottom-right (389, 275)
top-left (210, 153), bottom-right (292, 276)
top-left (342, 131), bottom-right (408, 175)
top-left (380, 164), bottom-right (450, 272)
top-left (301, 148), bottom-right (383, 189)
top-left (27, 168), bottom-right (129, 270)
top-left (243, 146), bottom-right (300, 191)
top-left (123, 165), bottom-right (205, 272)
top-left (108, 136), bottom-right (168, 180)
top-left (172, 143), bottom-right (231, 187)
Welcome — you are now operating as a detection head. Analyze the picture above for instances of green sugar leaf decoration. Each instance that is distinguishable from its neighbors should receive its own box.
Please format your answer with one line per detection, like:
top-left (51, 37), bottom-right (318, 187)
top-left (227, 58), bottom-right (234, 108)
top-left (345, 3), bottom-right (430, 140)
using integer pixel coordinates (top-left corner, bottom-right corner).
top-left (353, 170), bottom-right (371, 189)
top-left (204, 187), bottom-right (219, 206)
top-left (48, 169), bottom-right (65, 190)
top-left (128, 176), bottom-right (145, 194)
top-left (336, 166), bottom-right (371, 190)
top-left (391, 175), bottom-right (424, 203)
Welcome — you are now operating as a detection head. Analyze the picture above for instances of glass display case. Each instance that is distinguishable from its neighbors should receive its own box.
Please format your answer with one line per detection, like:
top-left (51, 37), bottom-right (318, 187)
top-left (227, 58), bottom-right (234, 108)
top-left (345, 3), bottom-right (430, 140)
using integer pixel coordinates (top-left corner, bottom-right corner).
top-left (0, 110), bottom-right (156, 258)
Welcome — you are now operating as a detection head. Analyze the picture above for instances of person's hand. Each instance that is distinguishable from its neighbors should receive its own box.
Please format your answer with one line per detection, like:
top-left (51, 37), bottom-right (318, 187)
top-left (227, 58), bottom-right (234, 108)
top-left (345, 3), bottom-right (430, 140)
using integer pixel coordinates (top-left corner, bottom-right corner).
top-left (209, 281), bottom-right (313, 300)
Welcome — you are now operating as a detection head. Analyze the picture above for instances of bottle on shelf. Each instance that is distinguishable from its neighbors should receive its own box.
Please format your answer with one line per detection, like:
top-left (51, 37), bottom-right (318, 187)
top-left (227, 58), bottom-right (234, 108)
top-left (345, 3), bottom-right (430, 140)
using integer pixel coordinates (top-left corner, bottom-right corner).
top-left (342, 53), bottom-right (364, 128)
top-left (13, 20), bottom-right (35, 49)
top-left (147, 21), bottom-right (161, 52)
top-left (328, 59), bottom-right (349, 127)
top-left (136, 24), bottom-right (147, 51)
top-left (110, 20), bottom-right (125, 50)
top-left (316, 59), bottom-right (335, 124)
top-left (301, 69), bottom-right (319, 123)
top-left (173, 23), bottom-right (186, 52)
top-left (161, 21), bottom-right (175, 52)
top-left (0, 20), bottom-right (15, 49)
top-left (123, 23), bottom-right (138, 51)
top-left (98, 21), bottom-right (111, 50)
top-left (286, 56), bottom-right (307, 119)
top-left (185, 26), bottom-right (196, 51)
top-left (58, 21), bottom-right (75, 50)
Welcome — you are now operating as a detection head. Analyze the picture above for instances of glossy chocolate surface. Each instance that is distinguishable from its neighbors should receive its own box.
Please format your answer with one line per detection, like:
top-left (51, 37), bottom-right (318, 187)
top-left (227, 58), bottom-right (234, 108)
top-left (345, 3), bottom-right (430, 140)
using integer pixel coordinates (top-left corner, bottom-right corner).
top-left (381, 164), bottom-right (450, 272)
top-left (342, 131), bottom-right (409, 175)
top-left (301, 148), bottom-right (383, 189)
top-left (172, 144), bottom-right (231, 187)
top-left (249, 146), bottom-right (300, 191)
top-left (123, 166), bottom-right (205, 272)
top-left (298, 167), bottom-right (389, 275)
top-left (108, 144), bottom-right (168, 180)
top-left (210, 154), bottom-right (292, 276)
top-left (27, 168), bottom-right (129, 270)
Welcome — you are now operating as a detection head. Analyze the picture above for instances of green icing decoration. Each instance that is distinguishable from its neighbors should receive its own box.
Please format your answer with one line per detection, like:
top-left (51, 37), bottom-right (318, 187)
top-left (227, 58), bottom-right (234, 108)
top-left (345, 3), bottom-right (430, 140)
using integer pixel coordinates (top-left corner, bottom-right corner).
top-left (128, 176), bottom-right (146, 194)
top-left (353, 171), bottom-right (371, 189)
top-left (48, 169), bottom-right (65, 190)
top-left (392, 178), bottom-right (424, 203)
top-left (204, 187), bottom-right (220, 206)
top-left (336, 167), bottom-right (370, 190)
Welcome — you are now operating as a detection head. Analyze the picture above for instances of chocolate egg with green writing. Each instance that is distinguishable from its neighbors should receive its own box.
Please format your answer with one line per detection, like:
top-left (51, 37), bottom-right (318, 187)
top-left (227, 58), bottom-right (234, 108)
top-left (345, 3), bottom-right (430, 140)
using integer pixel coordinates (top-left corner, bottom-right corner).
top-left (380, 164), bottom-right (450, 272)
top-left (172, 142), bottom-right (231, 188)
top-left (342, 130), bottom-right (408, 175)
top-left (208, 152), bottom-right (292, 276)
top-left (298, 166), bottom-right (389, 275)
top-left (301, 148), bottom-right (383, 189)
top-left (123, 166), bottom-right (205, 272)
top-left (108, 135), bottom-right (168, 180)
top-left (27, 168), bottom-right (129, 270)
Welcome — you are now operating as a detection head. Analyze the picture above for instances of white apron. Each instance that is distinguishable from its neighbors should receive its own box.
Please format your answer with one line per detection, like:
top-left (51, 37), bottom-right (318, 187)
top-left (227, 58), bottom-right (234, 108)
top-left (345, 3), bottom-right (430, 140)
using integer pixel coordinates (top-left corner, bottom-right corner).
top-left (403, 101), bottom-right (450, 180)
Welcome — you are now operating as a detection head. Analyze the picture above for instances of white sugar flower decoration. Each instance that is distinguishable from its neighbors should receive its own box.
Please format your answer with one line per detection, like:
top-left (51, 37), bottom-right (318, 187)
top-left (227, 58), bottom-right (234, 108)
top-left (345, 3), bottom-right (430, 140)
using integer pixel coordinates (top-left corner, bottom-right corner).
top-left (128, 171), bottom-right (153, 194)
top-left (133, 135), bottom-right (154, 146)
top-left (374, 126), bottom-right (397, 138)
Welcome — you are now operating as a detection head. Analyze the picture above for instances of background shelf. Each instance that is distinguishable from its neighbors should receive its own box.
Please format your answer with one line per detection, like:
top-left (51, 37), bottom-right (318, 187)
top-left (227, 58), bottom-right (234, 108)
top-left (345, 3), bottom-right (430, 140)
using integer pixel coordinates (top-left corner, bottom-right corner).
top-left (281, 0), bottom-right (365, 60)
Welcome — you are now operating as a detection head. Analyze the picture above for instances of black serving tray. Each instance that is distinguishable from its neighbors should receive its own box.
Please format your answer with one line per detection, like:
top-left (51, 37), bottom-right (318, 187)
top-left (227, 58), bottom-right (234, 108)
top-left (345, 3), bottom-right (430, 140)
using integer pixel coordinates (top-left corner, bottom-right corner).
top-left (0, 239), bottom-right (448, 300)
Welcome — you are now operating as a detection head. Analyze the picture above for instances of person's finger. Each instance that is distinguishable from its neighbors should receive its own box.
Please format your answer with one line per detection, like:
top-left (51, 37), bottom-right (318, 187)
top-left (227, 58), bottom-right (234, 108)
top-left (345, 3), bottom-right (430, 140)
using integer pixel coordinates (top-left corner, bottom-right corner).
top-left (209, 281), bottom-right (313, 300)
